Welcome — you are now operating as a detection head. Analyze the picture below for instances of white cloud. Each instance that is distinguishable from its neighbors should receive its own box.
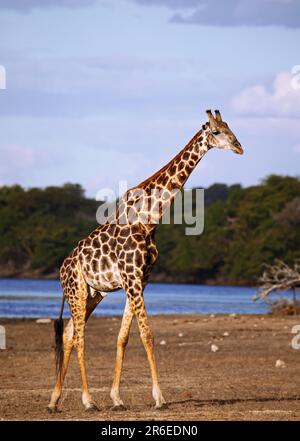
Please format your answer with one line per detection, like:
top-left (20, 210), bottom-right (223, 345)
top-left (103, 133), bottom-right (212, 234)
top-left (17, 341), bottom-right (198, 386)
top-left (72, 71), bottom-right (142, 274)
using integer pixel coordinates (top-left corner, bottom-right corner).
top-left (133, 0), bottom-right (300, 28)
top-left (232, 72), bottom-right (300, 117)
top-left (0, 52), bottom-right (212, 119)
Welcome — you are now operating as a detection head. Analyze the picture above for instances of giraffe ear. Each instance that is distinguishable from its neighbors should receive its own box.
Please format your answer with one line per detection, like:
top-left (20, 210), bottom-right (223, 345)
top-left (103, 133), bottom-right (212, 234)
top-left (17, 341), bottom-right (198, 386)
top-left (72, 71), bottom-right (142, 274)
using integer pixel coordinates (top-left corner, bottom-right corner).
top-left (214, 110), bottom-right (222, 122)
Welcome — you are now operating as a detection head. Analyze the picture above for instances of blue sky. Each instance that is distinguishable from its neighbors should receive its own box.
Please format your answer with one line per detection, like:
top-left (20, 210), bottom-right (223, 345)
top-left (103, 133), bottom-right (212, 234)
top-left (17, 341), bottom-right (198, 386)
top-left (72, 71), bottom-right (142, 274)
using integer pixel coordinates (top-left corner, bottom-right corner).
top-left (0, 0), bottom-right (300, 196)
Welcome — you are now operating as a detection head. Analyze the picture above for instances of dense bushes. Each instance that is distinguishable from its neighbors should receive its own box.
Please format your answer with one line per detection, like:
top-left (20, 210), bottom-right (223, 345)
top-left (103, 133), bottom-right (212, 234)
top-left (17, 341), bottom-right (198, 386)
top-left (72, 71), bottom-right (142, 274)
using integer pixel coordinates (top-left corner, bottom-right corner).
top-left (0, 184), bottom-right (98, 276)
top-left (153, 175), bottom-right (300, 284)
top-left (0, 175), bottom-right (299, 284)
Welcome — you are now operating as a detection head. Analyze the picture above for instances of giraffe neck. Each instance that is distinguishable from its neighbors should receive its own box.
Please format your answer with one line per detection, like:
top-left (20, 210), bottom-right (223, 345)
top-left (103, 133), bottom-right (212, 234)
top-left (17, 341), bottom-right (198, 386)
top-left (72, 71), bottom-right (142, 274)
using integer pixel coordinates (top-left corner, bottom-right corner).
top-left (143, 125), bottom-right (210, 194)
top-left (117, 124), bottom-right (210, 228)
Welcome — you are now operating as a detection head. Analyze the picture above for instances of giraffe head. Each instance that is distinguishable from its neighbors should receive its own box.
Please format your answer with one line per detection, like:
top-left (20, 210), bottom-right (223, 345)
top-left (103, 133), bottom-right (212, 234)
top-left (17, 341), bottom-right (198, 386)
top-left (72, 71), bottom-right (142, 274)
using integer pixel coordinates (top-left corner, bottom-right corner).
top-left (205, 110), bottom-right (244, 155)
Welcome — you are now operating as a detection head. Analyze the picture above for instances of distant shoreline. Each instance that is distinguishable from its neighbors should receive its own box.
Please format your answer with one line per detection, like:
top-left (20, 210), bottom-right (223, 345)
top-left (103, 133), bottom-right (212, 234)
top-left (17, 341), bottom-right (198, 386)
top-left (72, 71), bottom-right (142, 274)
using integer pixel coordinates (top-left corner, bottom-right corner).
top-left (2, 177), bottom-right (298, 289)
top-left (0, 272), bottom-right (255, 287)
top-left (0, 313), bottom-right (266, 322)
top-left (0, 279), bottom-right (263, 317)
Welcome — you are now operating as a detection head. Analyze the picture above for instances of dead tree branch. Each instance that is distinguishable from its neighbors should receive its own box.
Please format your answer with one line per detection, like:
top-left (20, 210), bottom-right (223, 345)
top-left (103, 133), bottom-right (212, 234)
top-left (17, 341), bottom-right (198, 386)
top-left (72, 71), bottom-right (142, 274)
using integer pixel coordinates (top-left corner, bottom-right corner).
top-left (254, 259), bottom-right (300, 302)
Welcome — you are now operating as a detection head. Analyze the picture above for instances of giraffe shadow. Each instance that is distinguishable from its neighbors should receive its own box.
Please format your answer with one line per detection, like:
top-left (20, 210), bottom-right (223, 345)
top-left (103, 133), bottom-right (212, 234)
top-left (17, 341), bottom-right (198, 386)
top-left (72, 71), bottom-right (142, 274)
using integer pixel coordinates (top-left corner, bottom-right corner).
top-left (169, 395), bottom-right (300, 408)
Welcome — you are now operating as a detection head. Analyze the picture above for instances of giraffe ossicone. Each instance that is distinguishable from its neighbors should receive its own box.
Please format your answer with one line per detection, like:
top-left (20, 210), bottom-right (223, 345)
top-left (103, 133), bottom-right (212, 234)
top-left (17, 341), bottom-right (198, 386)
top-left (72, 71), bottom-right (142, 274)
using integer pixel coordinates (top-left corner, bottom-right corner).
top-left (47, 110), bottom-right (244, 412)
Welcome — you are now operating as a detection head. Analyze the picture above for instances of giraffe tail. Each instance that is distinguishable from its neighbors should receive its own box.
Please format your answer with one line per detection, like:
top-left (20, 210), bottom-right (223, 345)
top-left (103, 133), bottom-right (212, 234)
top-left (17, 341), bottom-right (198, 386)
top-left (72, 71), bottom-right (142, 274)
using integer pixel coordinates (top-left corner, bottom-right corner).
top-left (54, 293), bottom-right (65, 377)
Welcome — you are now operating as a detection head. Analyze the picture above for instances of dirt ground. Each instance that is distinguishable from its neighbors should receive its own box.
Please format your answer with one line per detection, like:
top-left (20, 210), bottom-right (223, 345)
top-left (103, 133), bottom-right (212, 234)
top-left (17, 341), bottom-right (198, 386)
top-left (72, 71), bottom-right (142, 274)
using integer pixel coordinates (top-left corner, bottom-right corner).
top-left (1, 314), bottom-right (300, 421)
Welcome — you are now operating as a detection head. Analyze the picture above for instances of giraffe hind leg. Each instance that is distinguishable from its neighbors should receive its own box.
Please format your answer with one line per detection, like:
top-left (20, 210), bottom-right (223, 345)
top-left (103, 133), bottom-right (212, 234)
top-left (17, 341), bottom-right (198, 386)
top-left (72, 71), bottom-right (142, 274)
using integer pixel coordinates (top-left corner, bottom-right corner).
top-left (47, 315), bottom-right (74, 412)
top-left (47, 284), bottom-right (103, 412)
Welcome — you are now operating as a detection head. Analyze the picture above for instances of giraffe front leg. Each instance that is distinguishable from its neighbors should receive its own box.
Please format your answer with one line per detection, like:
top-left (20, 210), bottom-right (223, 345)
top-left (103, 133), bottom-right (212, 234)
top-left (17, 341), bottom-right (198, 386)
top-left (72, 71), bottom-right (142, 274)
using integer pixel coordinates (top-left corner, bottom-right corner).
top-left (110, 298), bottom-right (134, 409)
top-left (135, 302), bottom-right (167, 409)
top-left (124, 278), bottom-right (166, 409)
top-left (47, 318), bottom-right (74, 412)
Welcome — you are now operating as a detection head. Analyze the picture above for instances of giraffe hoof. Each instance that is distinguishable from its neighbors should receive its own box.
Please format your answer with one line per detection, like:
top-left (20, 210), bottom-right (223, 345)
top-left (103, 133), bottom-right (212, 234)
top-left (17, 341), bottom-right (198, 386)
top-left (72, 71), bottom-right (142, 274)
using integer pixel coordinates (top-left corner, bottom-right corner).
top-left (155, 402), bottom-right (168, 410)
top-left (46, 405), bottom-right (61, 414)
top-left (111, 404), bottom-right (127, 411)
top-left (85, 403), bottom-right (99, 412)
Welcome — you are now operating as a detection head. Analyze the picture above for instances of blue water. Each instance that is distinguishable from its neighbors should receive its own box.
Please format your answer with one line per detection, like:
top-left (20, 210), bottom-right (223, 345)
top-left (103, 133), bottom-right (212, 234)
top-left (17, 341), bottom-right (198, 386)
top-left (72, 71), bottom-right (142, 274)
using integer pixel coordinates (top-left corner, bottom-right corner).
top-left (0, 278), bottom-right (269, 318)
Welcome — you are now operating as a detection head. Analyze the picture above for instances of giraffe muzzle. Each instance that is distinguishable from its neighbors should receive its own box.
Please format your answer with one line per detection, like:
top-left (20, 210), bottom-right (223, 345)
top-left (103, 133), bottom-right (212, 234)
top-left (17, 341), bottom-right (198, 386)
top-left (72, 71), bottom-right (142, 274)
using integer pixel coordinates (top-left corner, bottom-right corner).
top-left (233, 142), bottom-right (244, 155)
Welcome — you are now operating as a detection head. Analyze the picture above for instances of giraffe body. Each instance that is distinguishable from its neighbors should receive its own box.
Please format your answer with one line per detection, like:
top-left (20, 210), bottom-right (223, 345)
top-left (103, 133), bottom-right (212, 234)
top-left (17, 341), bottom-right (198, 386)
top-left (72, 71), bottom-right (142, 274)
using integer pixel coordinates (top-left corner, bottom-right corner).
top-left (62, 223), bottom-right (157, 295)
top-left (48, 110), bottom-right (243, 412)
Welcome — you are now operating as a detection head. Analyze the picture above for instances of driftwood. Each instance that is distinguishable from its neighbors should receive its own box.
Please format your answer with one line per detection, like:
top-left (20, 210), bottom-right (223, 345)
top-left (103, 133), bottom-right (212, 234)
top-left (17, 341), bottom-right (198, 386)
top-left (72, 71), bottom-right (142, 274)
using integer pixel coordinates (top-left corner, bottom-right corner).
top-left (254, 259), bottom-right (300, 303)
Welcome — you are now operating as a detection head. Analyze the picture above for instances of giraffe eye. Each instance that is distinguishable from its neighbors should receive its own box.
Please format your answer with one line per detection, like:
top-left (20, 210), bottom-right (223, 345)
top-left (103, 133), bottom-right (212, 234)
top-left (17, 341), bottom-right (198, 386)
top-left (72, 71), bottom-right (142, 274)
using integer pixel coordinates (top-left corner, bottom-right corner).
top-left (212, 130), bottom-right (220, 135)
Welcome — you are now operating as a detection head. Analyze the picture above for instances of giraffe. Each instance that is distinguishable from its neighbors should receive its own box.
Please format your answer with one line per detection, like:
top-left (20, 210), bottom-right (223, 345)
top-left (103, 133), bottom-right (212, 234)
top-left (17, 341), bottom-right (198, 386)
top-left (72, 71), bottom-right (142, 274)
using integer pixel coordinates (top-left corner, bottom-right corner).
top-left (47, 110), bottom-right (243, 412)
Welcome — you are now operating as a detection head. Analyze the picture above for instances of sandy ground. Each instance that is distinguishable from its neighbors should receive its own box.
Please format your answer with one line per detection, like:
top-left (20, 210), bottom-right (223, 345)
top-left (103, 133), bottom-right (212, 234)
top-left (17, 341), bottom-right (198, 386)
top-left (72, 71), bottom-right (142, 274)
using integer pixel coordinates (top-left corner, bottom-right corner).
top-left (1, 314), bottom-right (300, 421)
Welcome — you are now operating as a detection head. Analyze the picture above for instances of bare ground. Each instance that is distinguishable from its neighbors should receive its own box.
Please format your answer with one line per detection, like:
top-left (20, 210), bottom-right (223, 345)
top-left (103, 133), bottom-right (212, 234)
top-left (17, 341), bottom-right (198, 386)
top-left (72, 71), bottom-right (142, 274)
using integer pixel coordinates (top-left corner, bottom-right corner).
top-left (1, 314), bottom-right (300, 421)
